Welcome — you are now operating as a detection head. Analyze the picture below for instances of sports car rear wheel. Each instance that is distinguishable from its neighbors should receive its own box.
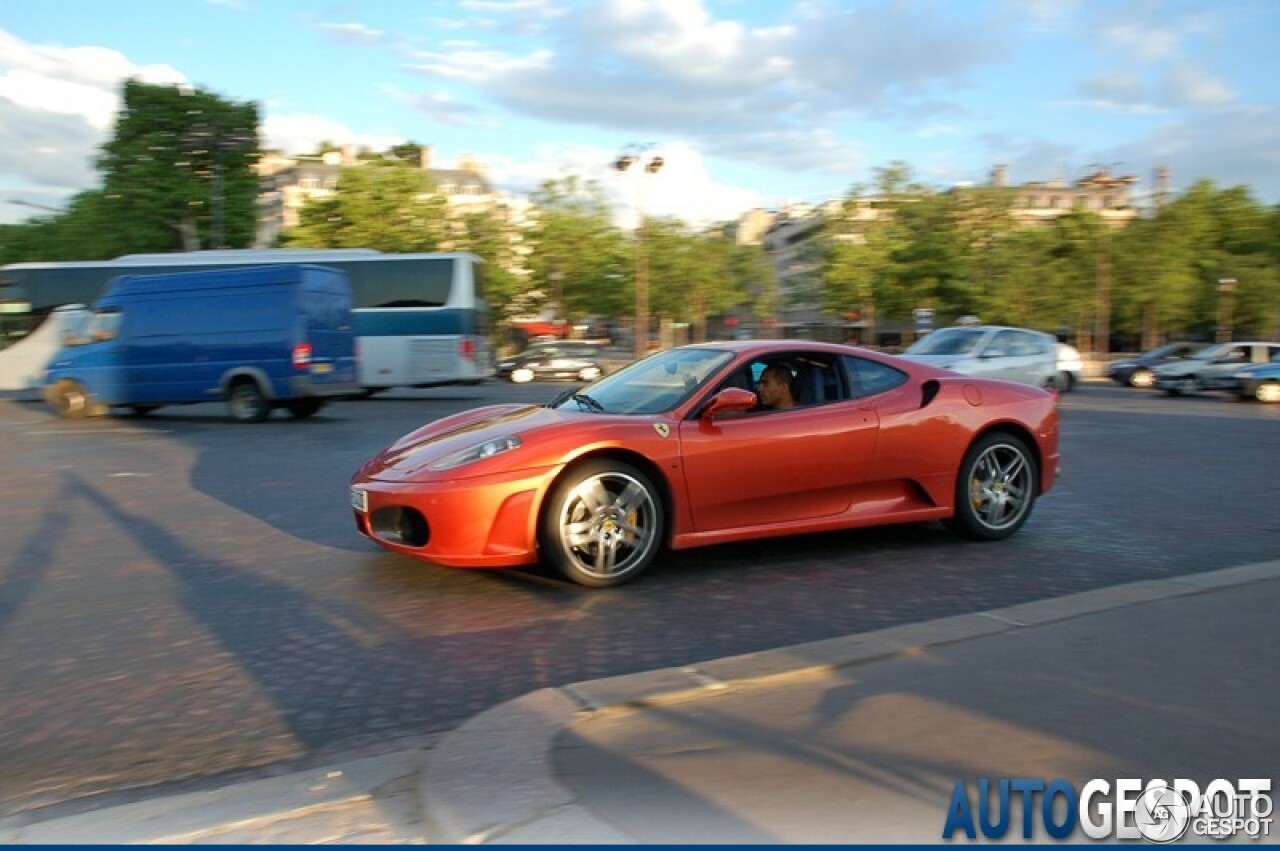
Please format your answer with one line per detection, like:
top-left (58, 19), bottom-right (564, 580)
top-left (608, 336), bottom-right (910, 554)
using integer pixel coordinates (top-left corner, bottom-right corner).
top-left (946, 432), bottom-right (1038, 541)
top-left (541, 459), bottom-right (664, 588)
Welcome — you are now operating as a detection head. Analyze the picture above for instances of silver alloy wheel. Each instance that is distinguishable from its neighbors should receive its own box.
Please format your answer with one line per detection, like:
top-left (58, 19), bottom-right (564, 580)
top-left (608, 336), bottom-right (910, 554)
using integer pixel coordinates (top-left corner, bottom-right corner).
top-left (1257, 381), bottom-right (1280, 403)
top-left (1179, 375), bottom-right (1200, 395)
top-left (966, 442), bottom-right (1033, 532)
top-left (556, 470), bottom-right (658, 582)
top-left (1131, 368), bottom-right (1155, 388)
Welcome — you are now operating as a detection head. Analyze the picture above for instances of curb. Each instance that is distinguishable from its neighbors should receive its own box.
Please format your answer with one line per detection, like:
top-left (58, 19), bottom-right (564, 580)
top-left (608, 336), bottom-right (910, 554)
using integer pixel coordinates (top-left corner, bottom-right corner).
top-left (418, 559), bottom-right (1280, 844)
top-left (1, 751), bottom-right (425, 845)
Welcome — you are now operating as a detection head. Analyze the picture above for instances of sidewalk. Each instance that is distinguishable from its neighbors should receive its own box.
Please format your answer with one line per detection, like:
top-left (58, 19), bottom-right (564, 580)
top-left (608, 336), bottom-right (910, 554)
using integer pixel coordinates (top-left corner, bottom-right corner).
top-left (5, 560), bottom-right (1278, 844)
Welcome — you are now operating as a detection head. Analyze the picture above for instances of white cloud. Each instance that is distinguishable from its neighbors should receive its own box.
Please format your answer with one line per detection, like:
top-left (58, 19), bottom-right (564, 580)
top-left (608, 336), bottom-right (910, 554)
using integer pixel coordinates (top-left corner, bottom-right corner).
top-left (258, 112), bottom-right (403, 156)
top-left (1163, 64), bottom-right (1235, 108)
top-left (1103, 23), bottom-right (1180, 61)
top-left (0, 27), bottom-right (190, 220)
top-left (481, 140), bottom-right (763, 227)
top-left (316, 22), bottom-right (387, 47)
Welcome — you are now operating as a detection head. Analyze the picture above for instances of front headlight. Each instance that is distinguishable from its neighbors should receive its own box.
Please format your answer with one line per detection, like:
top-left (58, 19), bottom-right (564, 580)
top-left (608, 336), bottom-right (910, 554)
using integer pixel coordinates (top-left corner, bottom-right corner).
top-left (428, 435), bottom-right (522, 471)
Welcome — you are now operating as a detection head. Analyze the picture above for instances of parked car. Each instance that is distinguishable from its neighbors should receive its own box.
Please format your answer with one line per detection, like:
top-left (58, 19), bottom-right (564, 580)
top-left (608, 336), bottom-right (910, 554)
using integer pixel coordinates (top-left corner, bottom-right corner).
top-left (495, 341), bottom-right (605, 383)
top-left (900, 325), bottom-right (1058, 389)
top-left (1153, 341), bottom-right (1280, 396)
top-left (1106, 342), bottom-right (1206, 388)
top-left (351, 341), bottom-right (1060, 587)
top-left (1055, 343), bottom-right (1083, 392)
top-left (1225, 361), bottom-right (1280, 403)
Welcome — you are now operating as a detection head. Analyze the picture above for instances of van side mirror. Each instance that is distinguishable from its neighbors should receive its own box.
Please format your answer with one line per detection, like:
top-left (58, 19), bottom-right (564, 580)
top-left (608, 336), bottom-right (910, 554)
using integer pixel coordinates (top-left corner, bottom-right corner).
top-left (703, 387), bottom-right (757, 418)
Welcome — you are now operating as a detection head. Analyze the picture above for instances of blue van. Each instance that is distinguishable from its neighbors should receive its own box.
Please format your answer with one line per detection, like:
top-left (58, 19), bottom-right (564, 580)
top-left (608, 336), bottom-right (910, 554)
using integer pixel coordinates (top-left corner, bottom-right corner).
top-left (43, 264), bottom-right (358, 422)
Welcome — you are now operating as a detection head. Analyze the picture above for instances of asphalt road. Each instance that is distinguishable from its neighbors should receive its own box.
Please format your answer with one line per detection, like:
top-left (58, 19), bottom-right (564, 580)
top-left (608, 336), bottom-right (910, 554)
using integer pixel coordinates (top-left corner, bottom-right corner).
top-left (1, 379), bottom-right (1277, 820)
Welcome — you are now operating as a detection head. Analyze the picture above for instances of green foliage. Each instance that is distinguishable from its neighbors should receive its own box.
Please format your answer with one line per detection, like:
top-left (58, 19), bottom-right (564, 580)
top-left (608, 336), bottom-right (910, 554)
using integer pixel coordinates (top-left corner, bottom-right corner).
top-left (97, 79), bottom-right (260, 252)
top-left (811, 166), bottom-right (1279, 347)
top-left (527, 176), bottom-right (631, 321)
top-left (285, 163), bottom-right (447, 252)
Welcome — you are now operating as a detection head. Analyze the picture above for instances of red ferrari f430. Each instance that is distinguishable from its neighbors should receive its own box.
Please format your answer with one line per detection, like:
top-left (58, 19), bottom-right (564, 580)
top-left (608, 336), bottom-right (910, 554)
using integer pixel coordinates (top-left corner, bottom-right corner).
top-left (351, 341), bottom-right (1059, 587)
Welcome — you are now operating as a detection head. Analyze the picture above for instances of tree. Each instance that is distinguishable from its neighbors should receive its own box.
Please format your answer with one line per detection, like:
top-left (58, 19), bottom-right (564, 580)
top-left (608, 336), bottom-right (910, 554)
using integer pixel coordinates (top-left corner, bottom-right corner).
top-left (528, 176), bottom-right (629, 322)
top-left (644, 220), bottom-right (746, 341)
top-left (285, 163), bottom-right (448, 252)
top-left (97, 80), bottom-right (260, 252)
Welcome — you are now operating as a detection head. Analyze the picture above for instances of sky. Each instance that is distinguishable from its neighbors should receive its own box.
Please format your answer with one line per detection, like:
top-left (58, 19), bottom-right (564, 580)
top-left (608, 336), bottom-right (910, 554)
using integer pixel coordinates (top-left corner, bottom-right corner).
top-left (1, 0), bottom-right (1279, 227)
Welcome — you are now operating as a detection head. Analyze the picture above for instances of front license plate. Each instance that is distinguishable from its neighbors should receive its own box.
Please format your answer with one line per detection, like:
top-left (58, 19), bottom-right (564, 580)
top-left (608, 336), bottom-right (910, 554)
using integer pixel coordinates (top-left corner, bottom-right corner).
top-left (351, 486), bottom-right (368, 513)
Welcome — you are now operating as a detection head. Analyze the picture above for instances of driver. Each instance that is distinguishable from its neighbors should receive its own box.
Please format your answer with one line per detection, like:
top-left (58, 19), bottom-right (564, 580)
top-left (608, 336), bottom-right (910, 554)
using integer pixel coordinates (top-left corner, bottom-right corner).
top-left (757, 363), bottom-right (797, 410)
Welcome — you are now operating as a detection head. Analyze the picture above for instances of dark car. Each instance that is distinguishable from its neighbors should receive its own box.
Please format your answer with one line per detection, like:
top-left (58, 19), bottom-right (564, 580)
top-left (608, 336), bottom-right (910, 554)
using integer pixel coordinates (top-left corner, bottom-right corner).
top-left (496, 341), bottom-right (605, 383)
top-left (1106, 342), bottom-right (1205, 388)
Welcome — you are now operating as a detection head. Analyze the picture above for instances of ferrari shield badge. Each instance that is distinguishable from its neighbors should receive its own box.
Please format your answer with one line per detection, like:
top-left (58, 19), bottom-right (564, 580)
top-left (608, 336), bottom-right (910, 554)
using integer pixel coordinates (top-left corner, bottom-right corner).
top-left (653, 423), bottom-right (671, 438)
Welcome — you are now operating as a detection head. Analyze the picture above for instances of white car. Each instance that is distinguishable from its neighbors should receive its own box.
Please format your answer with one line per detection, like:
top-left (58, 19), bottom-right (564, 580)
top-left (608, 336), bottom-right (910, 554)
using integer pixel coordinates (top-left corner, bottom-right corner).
top-left (1055, 343), bottom-right (1083, 392)
top-left (901, 325), bottom-right (1058, 389)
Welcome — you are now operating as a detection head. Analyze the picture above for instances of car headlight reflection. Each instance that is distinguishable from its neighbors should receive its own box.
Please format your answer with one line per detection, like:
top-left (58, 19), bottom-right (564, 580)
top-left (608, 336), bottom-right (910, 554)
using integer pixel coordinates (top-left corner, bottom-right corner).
top-left (428, 435), bottom-right (522, 471)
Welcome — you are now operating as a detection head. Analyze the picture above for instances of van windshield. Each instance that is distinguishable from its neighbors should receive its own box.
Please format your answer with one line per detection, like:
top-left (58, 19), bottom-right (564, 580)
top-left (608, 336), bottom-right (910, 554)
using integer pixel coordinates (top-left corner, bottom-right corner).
top-left (65, 310), bottom-right (121, 345)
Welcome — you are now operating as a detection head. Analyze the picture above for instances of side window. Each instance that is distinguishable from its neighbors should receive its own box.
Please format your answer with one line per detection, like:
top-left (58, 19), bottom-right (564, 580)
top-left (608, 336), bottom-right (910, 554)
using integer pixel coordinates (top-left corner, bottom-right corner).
top-left (986, 331), bottom-right (1014, 357)
top-left (89, 310), bottom-right (122, 342)
top-left (728, 354), bottom-right (847, 411)
top-left (842, 355), bottom-right (907, 399)
top-left (1269, 347), bottom-right (1280, 363)
top-left (1022, 332), bottom-right (1050, 355)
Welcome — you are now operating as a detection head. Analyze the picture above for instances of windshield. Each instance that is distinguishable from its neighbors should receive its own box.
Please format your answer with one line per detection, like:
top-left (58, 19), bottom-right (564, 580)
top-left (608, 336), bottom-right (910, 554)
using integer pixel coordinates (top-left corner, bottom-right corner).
top-left (551, 348), bottom-right (733, 415)
top-left (1191, 344), bottom-right (1229, 361)
top-left (62, 309), bottom-right (118, 346)
top-left (905, 327), bottom-right (986, 356)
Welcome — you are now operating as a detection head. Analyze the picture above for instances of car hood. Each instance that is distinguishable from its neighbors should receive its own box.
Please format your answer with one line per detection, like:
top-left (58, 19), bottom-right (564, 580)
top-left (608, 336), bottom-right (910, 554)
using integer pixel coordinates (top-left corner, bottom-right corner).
top-left (356, 403), bottom-right (638, 483)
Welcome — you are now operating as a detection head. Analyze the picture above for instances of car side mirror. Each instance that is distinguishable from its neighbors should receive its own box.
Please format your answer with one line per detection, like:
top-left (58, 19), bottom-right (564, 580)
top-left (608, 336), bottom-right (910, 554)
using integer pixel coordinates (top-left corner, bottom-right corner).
top-left (703, 387), bottom-right (757, 418)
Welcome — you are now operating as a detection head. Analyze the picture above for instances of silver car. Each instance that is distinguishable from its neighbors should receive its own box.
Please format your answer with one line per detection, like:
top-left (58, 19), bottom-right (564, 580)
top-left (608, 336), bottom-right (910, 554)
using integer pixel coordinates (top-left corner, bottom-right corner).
top-left (1153, 341), bottom-right (1280, 396)
top-left (901, 325), bottom-right (1058, 388)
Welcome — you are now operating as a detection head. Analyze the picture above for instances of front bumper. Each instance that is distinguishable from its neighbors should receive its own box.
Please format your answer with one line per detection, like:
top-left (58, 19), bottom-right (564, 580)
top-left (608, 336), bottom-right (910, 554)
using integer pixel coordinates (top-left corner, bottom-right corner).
top-left (351, 464), bottom-right (561, 568)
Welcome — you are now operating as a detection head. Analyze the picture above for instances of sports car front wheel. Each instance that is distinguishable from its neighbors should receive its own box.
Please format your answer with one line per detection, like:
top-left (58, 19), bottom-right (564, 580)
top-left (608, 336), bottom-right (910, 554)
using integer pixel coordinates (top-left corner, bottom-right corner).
top-left (946, 432), bottom-right (1038, 541)
top-left (540, 460), bottom-right (664, 588)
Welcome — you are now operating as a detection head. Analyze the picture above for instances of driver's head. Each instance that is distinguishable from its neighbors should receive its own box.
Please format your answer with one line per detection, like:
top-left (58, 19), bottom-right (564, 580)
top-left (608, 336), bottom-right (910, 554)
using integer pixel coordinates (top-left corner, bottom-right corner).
top-left (758, 363), bottom-right (797, 409)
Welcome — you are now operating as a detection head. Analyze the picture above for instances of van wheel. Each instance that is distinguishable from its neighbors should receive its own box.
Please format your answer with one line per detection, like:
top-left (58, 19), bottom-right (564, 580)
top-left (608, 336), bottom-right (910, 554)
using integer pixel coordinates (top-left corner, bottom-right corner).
top-left (227, 381), bottom-right (271, 423)
top-left (286, 399), bottom-right (325, 419)
top-left (51, 380), bottom-right (98, 419)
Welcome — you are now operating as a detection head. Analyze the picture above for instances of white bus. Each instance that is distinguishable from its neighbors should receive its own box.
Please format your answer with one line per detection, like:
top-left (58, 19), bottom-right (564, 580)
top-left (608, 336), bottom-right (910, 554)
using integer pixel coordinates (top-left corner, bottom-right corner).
top-left (0, 249), bottom-right (493, 390)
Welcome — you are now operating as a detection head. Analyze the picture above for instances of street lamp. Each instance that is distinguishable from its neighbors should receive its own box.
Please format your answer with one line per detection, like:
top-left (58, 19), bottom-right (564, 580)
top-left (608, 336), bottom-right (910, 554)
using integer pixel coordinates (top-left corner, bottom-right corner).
top-left (1217, 278), bottom-right (1238, 343)
top-left (182, 114), bottom-right (254, 250)
top-left (7, 199), bottom-right (64, 216)
top-left (614, 149), bottom-right (664, 359)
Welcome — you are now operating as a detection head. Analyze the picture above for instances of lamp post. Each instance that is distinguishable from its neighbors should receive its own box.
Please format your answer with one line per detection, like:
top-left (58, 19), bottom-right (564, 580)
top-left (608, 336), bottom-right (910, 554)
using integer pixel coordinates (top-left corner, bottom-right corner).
top-left (1217, 278), bottom-right (1238, 343)
top-left (614, 149), bottom-right (664, 359)
top-left (7, 199), bottom-right (63, 216)
top-left (183, 114), bottom-right (254, 250)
